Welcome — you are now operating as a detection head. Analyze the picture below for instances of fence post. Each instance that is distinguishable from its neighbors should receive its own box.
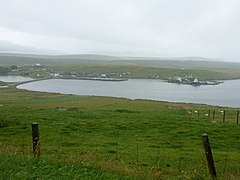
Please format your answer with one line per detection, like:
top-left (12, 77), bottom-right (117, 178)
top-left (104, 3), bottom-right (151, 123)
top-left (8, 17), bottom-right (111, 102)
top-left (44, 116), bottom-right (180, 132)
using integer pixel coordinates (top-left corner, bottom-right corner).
top-left (212, 110), bottom-right (215, 120)
top-left (208, 110), bottom-right (211, 118)
top-left (188, 110), bottom-right (192, 121)
top-left (223, 110), bottom-right (225, 123)
top-left (202, 134), bottom-right (217, 179)
top-left (31, 123), bottom-right (40, 157)
top-left (237, 111), bottom-right (239, 124)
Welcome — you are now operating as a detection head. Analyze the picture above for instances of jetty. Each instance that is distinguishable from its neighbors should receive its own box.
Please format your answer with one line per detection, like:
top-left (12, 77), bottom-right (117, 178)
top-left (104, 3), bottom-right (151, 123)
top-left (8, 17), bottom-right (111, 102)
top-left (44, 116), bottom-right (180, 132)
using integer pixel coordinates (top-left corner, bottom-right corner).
top-left (9, 76), bottom-right (128, 88)
top-left (9, 77), bottom-right (52, 88)
top-left (74, 77), bottom-right (128, 82)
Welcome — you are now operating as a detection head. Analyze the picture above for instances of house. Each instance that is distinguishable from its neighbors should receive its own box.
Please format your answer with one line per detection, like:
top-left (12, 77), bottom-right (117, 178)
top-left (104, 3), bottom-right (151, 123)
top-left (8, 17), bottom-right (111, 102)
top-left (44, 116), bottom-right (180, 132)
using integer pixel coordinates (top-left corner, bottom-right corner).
top-left (192, 78), bottom-right (200, 86)
top-left (33, 63), bottom-right (42, 67)
top-left (54, 73), bottom-right (60, 77)
top-left (70, 72), bottom-right (77, 76)
top-left (175, 76), bottom-right (182, 83)
top-left (49, 73), bottom-right (60, 77)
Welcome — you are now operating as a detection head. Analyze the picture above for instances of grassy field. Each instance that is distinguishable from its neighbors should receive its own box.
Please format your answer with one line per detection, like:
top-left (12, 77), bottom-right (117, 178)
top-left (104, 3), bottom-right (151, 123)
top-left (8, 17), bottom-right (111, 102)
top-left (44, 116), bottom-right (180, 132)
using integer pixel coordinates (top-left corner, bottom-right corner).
top-left (0, 88), bottom-right (240, 179)
top-left (0, 81), bottom-right (7, 86)
top-left (2, 56), bottom-right (240, 80)
top-left (36, 63), bottom-right (240, 81)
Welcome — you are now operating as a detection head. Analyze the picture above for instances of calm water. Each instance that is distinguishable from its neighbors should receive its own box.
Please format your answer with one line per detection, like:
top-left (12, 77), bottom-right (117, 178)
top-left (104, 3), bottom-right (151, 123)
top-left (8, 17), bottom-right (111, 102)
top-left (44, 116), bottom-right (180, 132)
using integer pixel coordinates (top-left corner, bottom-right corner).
top-left (0, 76), bottom-right (33, 82)
top-left (17, 78), bottom-right (240, 108)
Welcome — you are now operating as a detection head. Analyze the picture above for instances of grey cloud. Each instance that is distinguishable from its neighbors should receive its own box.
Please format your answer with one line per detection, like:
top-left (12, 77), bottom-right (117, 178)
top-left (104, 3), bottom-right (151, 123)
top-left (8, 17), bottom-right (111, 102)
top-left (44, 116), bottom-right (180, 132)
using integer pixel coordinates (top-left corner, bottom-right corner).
top-left (0, 0), bottom-right (240, 61)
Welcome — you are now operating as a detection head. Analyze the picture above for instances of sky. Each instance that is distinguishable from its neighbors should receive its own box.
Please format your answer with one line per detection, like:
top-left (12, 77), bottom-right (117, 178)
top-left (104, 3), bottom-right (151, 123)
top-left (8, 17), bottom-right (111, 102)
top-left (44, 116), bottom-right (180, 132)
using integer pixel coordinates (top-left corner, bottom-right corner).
top-left (0, 0), bottom-right (240, 61)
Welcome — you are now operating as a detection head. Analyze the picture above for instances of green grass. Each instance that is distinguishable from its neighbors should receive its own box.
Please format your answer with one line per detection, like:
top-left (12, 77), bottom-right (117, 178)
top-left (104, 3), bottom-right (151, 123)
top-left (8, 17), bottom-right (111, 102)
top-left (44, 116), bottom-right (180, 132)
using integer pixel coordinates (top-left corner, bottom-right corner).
top-left (0, 81), bottom-right (7, 86)
top-left (0, 155), bottom-right (134, 179)
top-left (48, 64), bottom-right (240, 80)
top-left (0, 88), bottom-right (240, 179)
top-left (4, 61), bottom-right (240, 80)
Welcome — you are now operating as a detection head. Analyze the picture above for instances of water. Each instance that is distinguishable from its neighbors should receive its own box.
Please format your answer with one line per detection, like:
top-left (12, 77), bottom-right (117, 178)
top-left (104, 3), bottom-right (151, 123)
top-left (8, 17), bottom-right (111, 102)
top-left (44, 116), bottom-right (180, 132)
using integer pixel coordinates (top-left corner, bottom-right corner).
top-left (17, 78), bottom-right (240, 108)
top-left (0, 76), bottom-right (33, 82)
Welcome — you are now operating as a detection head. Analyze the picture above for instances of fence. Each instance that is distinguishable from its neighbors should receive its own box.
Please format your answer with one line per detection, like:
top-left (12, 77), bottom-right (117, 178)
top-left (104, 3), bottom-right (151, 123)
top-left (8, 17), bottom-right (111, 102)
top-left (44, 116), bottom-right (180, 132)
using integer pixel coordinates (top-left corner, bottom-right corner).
top-left (1, 108), bottom-right (239, 178)
top-left (187, 109), bottom-right (240, 124)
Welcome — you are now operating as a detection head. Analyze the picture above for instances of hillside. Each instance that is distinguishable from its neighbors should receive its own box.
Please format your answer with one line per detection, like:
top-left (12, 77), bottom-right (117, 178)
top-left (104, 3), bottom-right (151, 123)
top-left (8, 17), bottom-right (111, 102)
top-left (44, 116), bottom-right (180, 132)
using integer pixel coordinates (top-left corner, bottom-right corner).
top-left (1, 53), bottom-right (240, 81)
top-left (1, 53), bottom-right (240, 69)
top-left (0, 88), bottom-right (239, 179)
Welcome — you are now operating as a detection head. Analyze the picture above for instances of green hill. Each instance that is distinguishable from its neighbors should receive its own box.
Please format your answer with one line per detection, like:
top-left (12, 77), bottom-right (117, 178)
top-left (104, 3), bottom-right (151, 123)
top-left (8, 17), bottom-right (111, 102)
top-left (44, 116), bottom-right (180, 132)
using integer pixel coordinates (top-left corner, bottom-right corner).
top-left (0, 88), bottom-right (239, 179)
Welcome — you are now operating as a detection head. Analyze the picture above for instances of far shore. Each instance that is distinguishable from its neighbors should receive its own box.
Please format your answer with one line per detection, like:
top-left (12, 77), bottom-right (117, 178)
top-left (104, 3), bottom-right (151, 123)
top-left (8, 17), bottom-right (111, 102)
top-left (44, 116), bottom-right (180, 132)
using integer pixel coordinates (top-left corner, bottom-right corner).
top-left (3, 75), bottom-right (240, 89)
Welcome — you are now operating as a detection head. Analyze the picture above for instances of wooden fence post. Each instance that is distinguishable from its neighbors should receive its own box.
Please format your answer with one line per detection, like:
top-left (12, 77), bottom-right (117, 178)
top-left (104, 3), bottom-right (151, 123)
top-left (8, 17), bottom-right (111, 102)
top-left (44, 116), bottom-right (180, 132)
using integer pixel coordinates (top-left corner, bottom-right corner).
top-left (208, 110), bottom-right (211, 119)
top-left (237, 110), bottom-right (239, 124)
top-left (223, 110), bottom-right (225, 123)
top-left (202, 134), bottom-right (217, 179)
top-left (31, 123), bottom-right (40, 157)
top-left (212, 110), bottom-right (215, 121)
top-left (188, 110), bottom-right (192, 121)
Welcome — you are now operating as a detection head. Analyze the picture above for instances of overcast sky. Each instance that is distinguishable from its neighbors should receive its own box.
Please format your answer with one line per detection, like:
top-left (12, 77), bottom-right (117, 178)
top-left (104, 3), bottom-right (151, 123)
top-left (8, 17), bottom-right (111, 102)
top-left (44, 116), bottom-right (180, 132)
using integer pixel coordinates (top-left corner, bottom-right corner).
top-left (0, 0), bottom-right (240, 61)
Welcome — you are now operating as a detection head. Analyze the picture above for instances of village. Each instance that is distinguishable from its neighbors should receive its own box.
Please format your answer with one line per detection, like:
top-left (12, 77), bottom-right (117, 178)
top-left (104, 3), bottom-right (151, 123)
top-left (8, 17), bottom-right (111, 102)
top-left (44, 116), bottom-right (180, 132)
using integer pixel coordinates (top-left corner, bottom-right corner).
top-left (7, 63), bottom-right (130, 81)
top-left (6, 63), bottom-right (223, 85)
top-left (168, 75), bottom-right (222, 86)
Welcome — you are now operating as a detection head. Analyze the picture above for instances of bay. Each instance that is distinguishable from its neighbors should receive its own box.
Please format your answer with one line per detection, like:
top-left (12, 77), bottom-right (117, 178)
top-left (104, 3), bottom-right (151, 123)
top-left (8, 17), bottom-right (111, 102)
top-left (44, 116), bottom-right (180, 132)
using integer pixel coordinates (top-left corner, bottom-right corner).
top-left (17, 78), bottom-right (240, 108)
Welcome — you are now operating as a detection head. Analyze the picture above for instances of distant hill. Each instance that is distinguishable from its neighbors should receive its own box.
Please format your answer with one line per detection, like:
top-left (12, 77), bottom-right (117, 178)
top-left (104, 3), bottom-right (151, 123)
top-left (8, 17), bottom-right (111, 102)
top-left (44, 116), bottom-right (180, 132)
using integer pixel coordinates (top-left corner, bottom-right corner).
top-left (117, 56), bottom-right (218, 61)
top-left (53, 54), bottom-right (121, 60)
top-left (1, 52), bottom-right (240, 69)
top-left (121, 60), bottom-right (240, 69)
top-left (0, 53), bottom-right (119, 64)
top-left (0, 52), bottom-right (219, 61)
top-left (0, 40), bottom-right (61, 55)
top-left (0, 53), bottom-right (119, 60)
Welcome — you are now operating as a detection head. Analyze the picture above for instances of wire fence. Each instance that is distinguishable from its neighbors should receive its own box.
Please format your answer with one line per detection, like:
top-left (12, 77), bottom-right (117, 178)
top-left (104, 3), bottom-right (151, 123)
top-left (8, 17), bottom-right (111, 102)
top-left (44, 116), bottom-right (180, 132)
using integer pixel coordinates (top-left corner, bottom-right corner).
top-left (1, 108), bottom-right (240, 178)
